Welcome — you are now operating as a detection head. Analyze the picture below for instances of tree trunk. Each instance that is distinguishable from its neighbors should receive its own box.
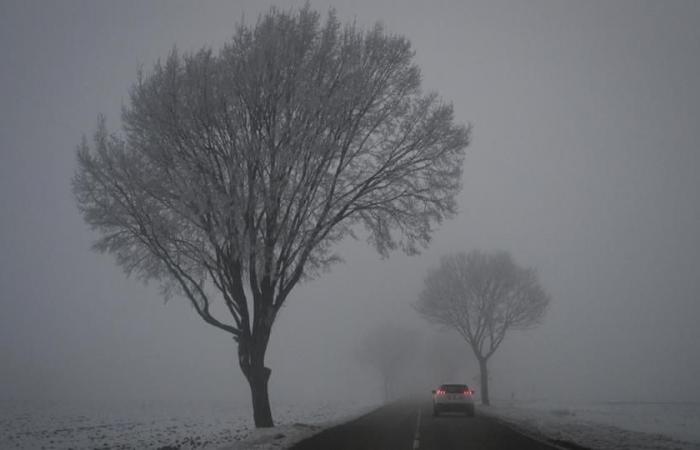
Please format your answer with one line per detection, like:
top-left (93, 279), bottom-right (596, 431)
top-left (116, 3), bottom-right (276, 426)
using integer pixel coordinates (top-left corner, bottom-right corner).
top-left (239, 334), bottom-right (274, 428)
top-left (246, 365), bottom-right (273, 427)
top-left (478, 357), bottom-right (490, 406)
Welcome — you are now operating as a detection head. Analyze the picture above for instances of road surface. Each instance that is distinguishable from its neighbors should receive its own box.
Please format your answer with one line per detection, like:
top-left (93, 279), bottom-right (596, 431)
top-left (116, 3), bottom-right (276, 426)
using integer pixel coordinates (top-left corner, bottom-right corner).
top-left (292, 399), bottom-right (570, 450)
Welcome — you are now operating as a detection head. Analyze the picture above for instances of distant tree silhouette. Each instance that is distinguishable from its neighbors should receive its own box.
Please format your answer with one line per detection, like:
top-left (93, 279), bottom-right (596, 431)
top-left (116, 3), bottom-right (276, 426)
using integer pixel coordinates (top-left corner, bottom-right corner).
top-left (415, 251), bottom-right (549, 405)
top-left (357, 323), bottom-right (419, 402)
top-left (424, 331), bottom-right (476, 383)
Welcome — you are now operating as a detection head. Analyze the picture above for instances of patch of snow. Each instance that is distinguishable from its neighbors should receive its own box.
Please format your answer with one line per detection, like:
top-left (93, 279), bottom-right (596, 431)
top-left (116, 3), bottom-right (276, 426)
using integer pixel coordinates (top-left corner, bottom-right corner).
top-left (0, 399), bottom-right (379, 449)
top-left (219, 401), bottom-right (380, 450)
top-left (481, 400), bottom-right (700, 450)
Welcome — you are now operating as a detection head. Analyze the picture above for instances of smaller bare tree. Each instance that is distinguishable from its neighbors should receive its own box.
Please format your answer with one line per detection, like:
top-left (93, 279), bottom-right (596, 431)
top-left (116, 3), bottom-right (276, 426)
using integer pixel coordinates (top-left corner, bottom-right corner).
top-left (415, 251), bottom-right (550, 405)
top-left (357, 323), bottom-right (418, 402)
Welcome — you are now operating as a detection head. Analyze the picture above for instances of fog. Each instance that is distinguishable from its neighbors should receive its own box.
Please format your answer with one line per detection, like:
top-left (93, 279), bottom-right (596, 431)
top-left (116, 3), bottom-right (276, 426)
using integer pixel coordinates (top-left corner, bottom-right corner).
top-left (1, 0), bottom-right (699, 414)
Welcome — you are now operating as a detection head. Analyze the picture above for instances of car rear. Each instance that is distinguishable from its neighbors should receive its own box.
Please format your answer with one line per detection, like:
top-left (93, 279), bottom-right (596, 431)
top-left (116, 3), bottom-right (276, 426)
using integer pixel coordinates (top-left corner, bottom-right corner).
top-left (432, 384), bottom-right (475, 417)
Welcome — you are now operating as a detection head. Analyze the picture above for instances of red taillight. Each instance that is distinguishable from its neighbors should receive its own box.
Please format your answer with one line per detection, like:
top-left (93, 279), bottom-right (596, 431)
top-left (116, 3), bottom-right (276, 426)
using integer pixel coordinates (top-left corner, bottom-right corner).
top-left (464, 389), bottom-right (473, 395)
top-left (437, 389), bottom-right (446, 395)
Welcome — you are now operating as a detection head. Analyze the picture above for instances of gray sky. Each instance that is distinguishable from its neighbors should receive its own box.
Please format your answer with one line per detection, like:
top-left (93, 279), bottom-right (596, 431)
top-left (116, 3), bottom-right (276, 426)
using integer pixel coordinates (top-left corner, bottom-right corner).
top-left (1, 0), bottom-right (699, 409)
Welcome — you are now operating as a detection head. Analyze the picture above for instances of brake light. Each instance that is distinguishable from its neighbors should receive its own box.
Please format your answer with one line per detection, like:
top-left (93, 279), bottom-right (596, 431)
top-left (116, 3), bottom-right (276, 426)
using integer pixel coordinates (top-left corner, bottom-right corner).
top-left (464, 389), bottom-right (473, 395)
top-left (437, 389), bottom-right (446, 395)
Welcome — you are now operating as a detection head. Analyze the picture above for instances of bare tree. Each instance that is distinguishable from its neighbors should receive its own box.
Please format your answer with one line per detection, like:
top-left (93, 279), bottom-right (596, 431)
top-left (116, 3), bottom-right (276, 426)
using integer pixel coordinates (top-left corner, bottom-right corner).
top-left (414, 251), bottom-right (549, 405)
top-left (357, 323), bottom-right (419, 402)
top-left (72, 5), bottom-right (469, 427)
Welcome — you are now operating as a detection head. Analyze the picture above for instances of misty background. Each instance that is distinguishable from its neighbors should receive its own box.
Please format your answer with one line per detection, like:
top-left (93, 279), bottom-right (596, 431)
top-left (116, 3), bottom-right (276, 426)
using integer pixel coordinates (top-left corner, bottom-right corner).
top-left (1, 0), bottom-right (699, 412)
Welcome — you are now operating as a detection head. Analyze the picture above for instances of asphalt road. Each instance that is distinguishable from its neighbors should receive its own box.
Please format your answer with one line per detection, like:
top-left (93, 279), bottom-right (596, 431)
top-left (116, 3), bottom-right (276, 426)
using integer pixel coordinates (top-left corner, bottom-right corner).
top-left (291, 399), bottom-right (566, 450)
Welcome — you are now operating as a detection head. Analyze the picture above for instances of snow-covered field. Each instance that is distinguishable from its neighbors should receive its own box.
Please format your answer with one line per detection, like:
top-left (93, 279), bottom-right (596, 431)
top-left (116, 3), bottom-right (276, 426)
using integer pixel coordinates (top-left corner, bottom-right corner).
top-left (482, 400), bottom-right (700, 450)
top-left (0, 400), bottom-right (377, 450)
top-left (5, 398), bottom-right (700, 449)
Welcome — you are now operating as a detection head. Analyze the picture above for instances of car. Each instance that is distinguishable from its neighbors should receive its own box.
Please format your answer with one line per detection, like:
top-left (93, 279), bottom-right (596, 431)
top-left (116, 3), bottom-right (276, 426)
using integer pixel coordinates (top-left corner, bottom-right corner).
top-left (432, 383), bottom-right (475, 417)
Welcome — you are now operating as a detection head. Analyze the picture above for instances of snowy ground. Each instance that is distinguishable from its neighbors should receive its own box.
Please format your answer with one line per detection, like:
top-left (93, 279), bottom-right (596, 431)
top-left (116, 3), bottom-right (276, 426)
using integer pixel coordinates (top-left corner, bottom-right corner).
top-left (482, 400), bottom-right (700, 450)
top-left (5, 398), bottom-right (700, 449)
top-left (0, 400), bottom-right (378, 450)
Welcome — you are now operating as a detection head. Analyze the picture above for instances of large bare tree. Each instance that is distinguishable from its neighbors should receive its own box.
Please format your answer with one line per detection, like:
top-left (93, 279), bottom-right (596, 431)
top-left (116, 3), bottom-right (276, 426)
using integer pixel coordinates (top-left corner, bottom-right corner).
top-left (415, 251), bottom-right (549, 405)
top-left (72, 6), bottom-right (469, 427)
